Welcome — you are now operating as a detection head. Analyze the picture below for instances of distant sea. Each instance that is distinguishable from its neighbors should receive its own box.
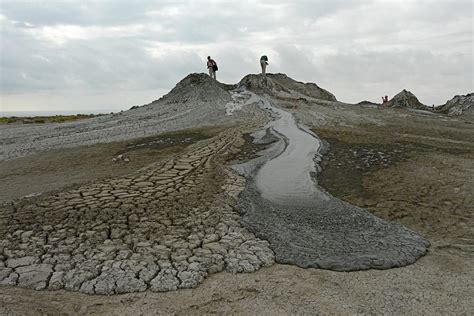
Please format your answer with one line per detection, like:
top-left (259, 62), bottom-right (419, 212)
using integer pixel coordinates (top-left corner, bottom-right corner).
top-left (0, 110), bottom-right (115, 117)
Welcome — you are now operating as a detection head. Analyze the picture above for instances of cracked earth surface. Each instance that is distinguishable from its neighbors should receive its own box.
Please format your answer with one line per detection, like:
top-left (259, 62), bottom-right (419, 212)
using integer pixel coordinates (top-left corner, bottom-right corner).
top-left (0, 121), bottom-right (275, 294)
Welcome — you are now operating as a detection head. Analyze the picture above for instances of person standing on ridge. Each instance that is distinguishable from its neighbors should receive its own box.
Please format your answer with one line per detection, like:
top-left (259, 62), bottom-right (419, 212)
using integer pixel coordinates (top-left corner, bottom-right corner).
top-left (207, 56), bottom-right (218, 79)
top-left (260, 55), bottom-right (268, 75)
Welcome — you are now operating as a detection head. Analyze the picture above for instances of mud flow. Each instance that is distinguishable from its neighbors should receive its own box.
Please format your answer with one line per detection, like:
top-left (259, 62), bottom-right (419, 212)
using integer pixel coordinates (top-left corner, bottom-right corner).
top-left (232, 90), bottom-right (429, 271)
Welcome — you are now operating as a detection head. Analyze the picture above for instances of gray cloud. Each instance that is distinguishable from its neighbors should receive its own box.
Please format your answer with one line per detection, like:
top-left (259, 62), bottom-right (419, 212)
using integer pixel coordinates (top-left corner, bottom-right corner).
top-left (0, 0), bottom-right (472, 112)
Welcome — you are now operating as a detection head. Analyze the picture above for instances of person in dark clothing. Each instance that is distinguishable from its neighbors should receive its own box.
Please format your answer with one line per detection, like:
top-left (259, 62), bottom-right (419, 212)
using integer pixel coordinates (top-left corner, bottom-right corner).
top-left (260, 55), bottom-right (268, 75)
top-left (207, 56), bottom-right (217, 79)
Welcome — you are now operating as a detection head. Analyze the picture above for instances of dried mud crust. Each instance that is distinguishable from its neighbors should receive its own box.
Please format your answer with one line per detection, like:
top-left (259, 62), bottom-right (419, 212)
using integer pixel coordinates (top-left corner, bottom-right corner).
top-left (0, 127), bottom-right (222, 203)
top-left (0, 125), bottom-right (275, 294)
top-left (317, 128), bottom-right (474, 256)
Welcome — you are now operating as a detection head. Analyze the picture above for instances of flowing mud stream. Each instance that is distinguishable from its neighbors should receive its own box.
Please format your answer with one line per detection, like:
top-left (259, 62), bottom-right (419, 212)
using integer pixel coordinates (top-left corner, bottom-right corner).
top-left (232, 89), bottom-right (430, 271)
top-left (254, 96), bottom-right (329, 206)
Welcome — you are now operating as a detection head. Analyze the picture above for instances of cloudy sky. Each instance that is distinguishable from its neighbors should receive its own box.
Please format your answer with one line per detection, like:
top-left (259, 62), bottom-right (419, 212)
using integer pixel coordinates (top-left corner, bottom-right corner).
top-left (0, 0), bottom-right (472, 113)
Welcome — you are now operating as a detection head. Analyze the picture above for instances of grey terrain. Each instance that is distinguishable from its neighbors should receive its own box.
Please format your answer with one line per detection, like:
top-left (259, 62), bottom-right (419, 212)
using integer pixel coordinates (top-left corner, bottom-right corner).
top-left (0, 73), bottom-right (472, 314)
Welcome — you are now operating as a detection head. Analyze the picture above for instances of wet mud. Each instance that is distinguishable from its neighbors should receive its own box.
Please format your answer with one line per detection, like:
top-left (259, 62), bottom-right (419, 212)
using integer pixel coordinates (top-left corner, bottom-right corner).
top-left (253, 96), bottom-right (326, 205)
top-left (234, 93), bottom-right (430, 271)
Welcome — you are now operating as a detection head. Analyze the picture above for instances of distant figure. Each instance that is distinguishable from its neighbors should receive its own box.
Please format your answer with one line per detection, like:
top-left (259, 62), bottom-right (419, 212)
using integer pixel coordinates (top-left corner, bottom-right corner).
top-left (260, 55), bottom-right (269, 75)
top-left (207, 56), bottom-right (217, 79)
top-left (382, 95), bottom-right (389, 104)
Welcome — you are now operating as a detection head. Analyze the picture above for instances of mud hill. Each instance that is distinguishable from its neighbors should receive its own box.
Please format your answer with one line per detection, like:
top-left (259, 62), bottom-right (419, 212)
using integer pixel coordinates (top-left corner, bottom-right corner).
top-left (150, 73), bottom-right (233, 105)
top-left (0, 73), bottom-right (340, 162)
top-left (0, 74), bottom-right (240, 161)
top-left (435, 93), bottom-right (474, 118)
top-left (387, 89), bottom-right (428, 110)
top-left (385, 90), bottom-right (473, 119)
top-left (239, 73), bottom-right (337, 101)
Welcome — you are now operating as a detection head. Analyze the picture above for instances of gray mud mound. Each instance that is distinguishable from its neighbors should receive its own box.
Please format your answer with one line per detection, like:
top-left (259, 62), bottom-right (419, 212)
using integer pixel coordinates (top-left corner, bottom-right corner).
top-left (0, 73), bottom-right (236, 161)
top-left (436, 93), bottom-right (474, 118)
top-left (388, 89), bottom-right (428, 110)
top-left (154, 73), bottom-right (233, 105)
top-left (239, 74), bottom-right (336, 102)
top-left (266, 73), bottom-right (337, 101)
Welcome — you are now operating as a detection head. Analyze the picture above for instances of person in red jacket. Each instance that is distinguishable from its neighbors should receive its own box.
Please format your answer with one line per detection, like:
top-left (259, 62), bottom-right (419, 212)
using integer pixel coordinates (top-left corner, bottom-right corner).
top-left (207, 56), bottom-right (217, 79)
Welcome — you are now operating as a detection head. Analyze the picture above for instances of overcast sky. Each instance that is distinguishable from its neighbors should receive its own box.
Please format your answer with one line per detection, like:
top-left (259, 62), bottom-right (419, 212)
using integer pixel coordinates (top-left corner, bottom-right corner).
top-left (0, 0), bottom-right (473, 113)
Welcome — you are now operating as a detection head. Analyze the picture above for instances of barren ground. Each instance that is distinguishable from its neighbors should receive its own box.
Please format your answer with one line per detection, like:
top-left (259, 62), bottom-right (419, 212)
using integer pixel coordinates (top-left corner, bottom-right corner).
top-left (0, 127), bottom-right (224, 203)
top-left (0, 100), bottom-right (473, 314)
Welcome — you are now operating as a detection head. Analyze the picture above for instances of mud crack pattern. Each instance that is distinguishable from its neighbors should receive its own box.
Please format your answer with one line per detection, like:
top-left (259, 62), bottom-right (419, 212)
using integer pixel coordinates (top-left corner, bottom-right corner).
top-left (0, 125), bottom-right (274, 294)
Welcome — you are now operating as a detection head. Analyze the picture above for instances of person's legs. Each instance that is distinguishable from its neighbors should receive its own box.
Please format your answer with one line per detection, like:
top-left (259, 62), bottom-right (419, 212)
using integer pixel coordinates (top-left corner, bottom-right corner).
top-left (261, 61), bottom-right (266, 75)
top-left (209, 68), bottom-right (216, 79)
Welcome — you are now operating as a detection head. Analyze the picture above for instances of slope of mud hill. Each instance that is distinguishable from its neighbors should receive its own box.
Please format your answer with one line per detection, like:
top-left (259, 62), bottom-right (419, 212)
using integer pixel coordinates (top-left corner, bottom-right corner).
top-left (0, 73), bottom-right (240, 161)
top-left (437, 93), bottom-right (474, 119)
top-left (1, 73), bottom-right (472, 314)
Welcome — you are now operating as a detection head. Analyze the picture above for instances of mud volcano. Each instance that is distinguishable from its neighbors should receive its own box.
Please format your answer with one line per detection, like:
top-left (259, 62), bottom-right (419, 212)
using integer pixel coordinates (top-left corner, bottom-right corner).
top-left (0, 73), bottom-right (432, 296)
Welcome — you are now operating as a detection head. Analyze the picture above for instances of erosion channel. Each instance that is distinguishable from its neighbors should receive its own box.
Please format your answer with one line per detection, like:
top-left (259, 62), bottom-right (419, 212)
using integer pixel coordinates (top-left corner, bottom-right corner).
top-left (232, 90), bottom-right (430, 271)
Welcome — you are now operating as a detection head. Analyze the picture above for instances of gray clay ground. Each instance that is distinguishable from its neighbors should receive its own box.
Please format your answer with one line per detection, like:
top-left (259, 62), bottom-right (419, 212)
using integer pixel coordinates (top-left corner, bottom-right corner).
top-left (0, 74), bottom-right (430, 293)
top-left (0, 73), bottom-right (471, 313)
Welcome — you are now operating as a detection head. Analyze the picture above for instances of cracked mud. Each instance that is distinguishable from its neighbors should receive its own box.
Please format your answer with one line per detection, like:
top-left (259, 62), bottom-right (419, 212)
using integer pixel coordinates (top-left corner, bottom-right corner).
top-left (0, 125), bottom-right (275, 294)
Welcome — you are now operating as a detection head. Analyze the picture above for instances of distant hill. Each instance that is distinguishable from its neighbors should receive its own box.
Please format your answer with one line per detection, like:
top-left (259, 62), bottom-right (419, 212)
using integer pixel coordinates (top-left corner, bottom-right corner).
top-left (387, 89), bottom-right (429, 110)
top-left (357, 100), bottom-right (380, 106)
top-left (435, 93), bottom-right (474, 118)
top-left (238, 73), bottom-right (337, 102)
